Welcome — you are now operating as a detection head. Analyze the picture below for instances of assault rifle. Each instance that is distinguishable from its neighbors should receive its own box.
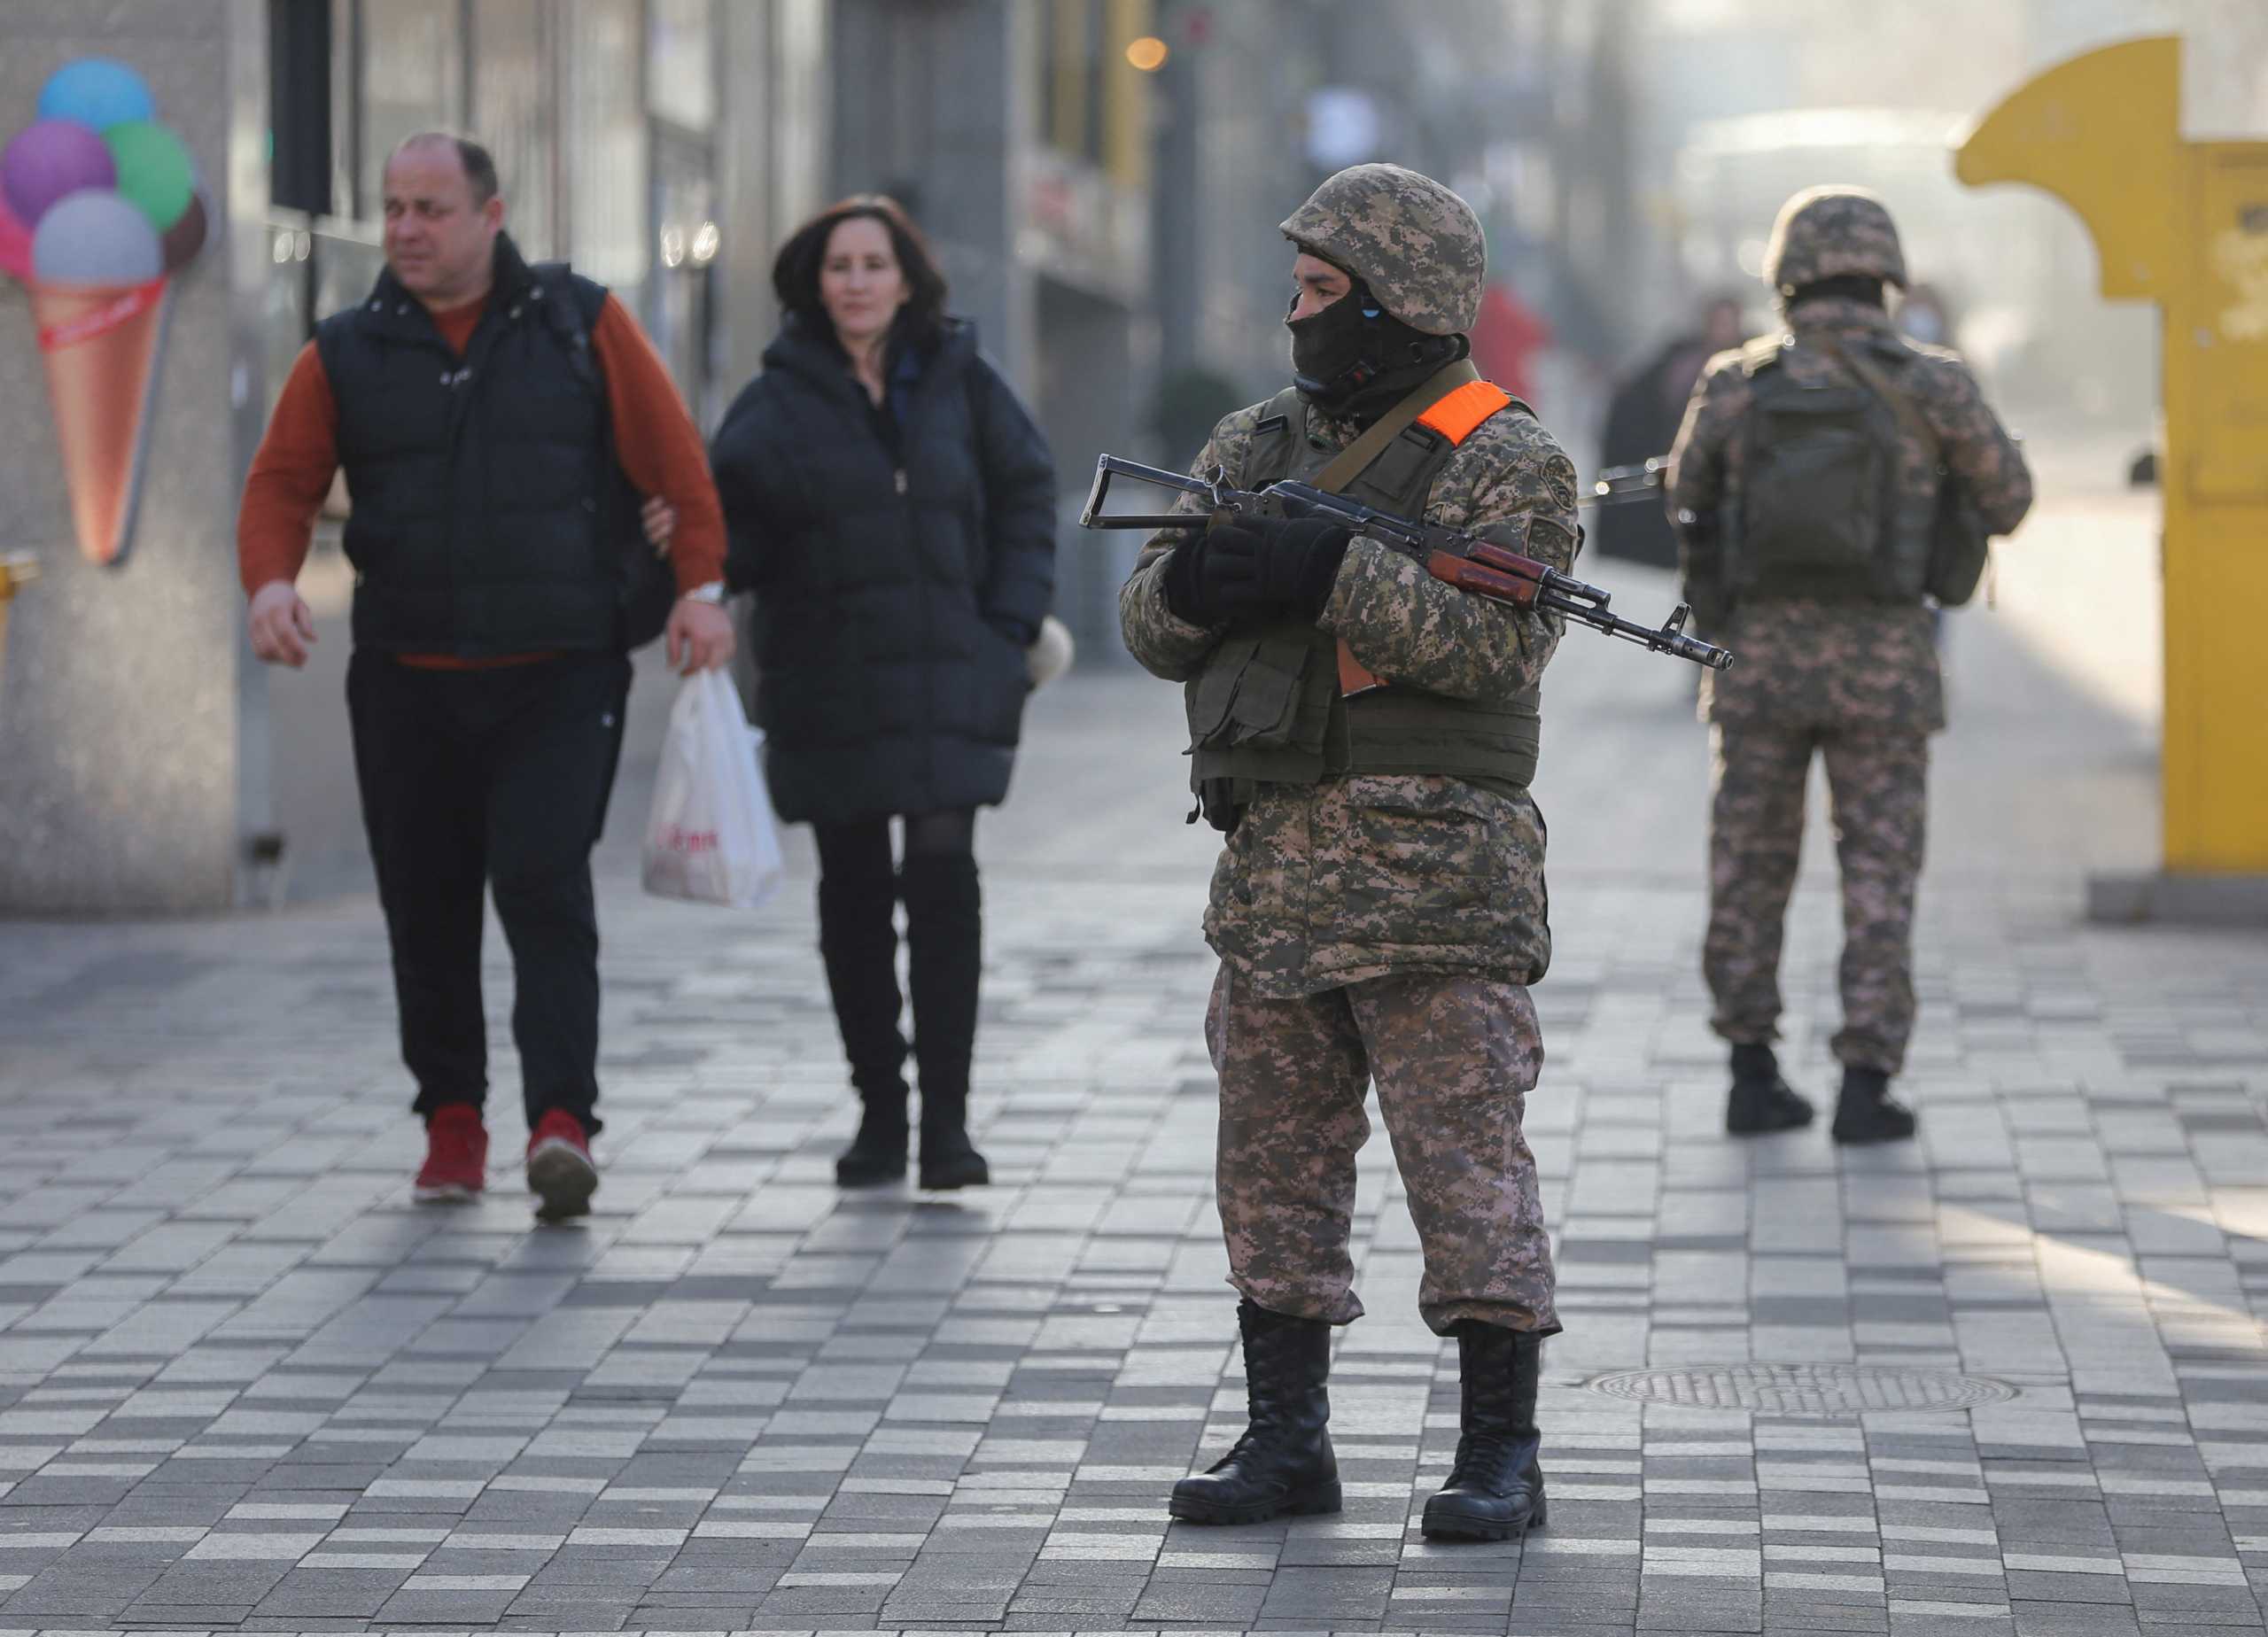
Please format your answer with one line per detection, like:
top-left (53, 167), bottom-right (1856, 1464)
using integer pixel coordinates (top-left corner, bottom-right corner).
top-left (1588, 458), bottom-right (1669, 506)
top-left (1082, 454), bottom-right (1733, 688)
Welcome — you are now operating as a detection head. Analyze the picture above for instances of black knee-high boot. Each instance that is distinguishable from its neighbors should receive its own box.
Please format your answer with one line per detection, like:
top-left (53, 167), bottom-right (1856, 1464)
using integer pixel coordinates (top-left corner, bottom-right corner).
top-left (817, 871), bottom-right (909, 1185)
top-left (900, 850), bottom-right (988, 1190)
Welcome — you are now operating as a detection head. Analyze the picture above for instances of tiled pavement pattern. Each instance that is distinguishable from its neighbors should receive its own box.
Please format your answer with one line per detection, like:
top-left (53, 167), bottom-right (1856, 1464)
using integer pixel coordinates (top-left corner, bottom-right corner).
top-left (1, 534), bottom-right (2264, 1634)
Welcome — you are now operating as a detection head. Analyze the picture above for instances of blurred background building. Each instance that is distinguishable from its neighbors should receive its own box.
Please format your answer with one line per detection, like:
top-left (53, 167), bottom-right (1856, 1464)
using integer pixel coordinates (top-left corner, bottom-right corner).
top-left (1, 0), bottom-right (2264, 910)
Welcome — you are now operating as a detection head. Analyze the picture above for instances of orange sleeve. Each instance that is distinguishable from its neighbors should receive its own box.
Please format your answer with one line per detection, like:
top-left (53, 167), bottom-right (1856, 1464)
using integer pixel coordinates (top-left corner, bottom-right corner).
top-left (591, 294), bottom-right (727, 594)
top-left (237, 340), bottom-right (340, 596)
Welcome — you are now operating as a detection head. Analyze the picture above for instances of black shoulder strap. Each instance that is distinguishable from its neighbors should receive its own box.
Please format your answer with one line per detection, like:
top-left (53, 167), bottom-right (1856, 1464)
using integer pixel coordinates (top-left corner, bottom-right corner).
top-left (1309, 358), bottom-right (1480, 493)
top-left (531, 261), bottom-right (609, 393)
top-left (1817, 332), bottom-right (1940, 462)
top-left (529, 262), bottom-right (637, 543)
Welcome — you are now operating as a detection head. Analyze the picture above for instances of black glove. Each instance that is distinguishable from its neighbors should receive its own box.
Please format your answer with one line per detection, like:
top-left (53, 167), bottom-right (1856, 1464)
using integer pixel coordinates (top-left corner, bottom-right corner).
top-left (1161, 514), bottom-right (1352, 627)
top-left (985, 614), bottom-right (1037, 648)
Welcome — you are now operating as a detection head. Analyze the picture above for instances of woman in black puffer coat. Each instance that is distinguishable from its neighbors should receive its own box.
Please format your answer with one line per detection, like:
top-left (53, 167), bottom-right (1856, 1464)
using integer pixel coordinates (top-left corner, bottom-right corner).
top-left (709, 195), bottom-right (1056, 1192)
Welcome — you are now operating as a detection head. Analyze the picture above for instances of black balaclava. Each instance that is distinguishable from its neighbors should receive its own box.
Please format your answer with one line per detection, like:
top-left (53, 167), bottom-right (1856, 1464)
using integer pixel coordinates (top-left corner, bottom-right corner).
top-left (1287, 277), bottom-right (1466, 423)
top-left (1783, 274), bottom-right (1887, 312)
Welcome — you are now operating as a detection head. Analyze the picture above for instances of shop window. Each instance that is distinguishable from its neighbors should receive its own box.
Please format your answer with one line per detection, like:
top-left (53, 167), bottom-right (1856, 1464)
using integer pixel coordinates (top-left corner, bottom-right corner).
top-left (269, 0), bottom-right (332, 214)
top-left (357, 0), bottom-right (463, 211)
top-left (566, 0), bottom-right (649, 301)
top-left (648, 0), bottom-right (716, 135)
top-left (1041, 0), bottom-right (1107, 163)
top-left (473, 0), bottom-right (554, 255)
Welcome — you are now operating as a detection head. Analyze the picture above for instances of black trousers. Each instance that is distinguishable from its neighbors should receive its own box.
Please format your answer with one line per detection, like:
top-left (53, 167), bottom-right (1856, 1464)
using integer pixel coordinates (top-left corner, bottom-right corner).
top-left (812, 811), bottom-right (982, 1118)
top-left (347, 650), bottom-right (631, 1135)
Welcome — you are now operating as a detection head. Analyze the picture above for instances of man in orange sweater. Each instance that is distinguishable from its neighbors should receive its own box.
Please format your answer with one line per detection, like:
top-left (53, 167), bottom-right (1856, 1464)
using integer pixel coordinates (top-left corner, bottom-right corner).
top-left (238, 133), bottom-right (733, 1222)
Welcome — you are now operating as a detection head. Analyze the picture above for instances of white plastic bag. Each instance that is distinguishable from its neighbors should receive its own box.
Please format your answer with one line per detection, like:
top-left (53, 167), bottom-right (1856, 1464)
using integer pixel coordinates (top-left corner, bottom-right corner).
top-left (641, 670), bottom-right (785, 909)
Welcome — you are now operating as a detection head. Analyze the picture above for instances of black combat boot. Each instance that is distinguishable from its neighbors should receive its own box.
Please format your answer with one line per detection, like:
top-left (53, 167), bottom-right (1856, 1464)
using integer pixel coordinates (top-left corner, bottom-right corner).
top-left (1726, 1042), bottom-right (1815, 1136)
top-left (1169, 1300), bottom-right (1340, 1525)
top-left (1831, 1066), bottom-right (1916, 1144)
top-left (902, 852), bottom-right (990, 1190)
top-left (818, 873), bottom-right (910, 1186)
top-left (1423, 1321), bottom-right (1547, 1541)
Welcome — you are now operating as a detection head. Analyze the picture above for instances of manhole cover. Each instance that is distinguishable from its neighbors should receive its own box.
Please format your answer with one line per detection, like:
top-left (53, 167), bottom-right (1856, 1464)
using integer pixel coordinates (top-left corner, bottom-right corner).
top-left (1584, 1362), bottom-right (2018, 1417)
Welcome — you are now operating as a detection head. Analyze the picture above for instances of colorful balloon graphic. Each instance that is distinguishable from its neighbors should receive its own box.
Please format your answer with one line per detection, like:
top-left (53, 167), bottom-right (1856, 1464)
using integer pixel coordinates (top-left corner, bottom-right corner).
top-left (7, 57), bottom-right (206, 570)
top-left (102, 120), bottom-right (194, 232)
top-left (31, 190), bottom-right (163, 285)
top-left (0, 192), bottom-right (30, 278)
top-left (2, 120), bottom-right (119, 228)
top-left (35, 59), bottom-right (155, 131)
top-left (160, 191), bottom-right (208, 272)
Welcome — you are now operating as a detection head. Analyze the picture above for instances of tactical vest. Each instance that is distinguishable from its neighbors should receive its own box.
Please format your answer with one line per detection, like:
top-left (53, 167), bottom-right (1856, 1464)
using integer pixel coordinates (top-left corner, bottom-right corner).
top-left (1183, 375), bottom-right (1543, 805)
top-left (1715, 331), bottom-right (1934, 607)
top-left (318, 250), bottom-right (615, 656)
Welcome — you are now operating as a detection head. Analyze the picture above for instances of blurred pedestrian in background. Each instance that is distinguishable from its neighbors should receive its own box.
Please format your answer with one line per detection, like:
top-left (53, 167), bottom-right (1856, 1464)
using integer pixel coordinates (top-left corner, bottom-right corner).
top-left (1591, 293), bottom-right (1744, 570)
top-left (237, 134), bottom-right (734, 1222)
top-left (1667, 187), bottom-right (2031, 1146)
top-left (706, 196), bottom-right (1056, 1192)
top-left (1465, 280), bottom-right (1553, 409)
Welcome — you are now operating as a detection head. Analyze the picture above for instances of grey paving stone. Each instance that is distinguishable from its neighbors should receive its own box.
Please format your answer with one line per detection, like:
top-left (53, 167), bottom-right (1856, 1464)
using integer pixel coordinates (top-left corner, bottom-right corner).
top-left (0, 639), bottom-right (2262, 1637)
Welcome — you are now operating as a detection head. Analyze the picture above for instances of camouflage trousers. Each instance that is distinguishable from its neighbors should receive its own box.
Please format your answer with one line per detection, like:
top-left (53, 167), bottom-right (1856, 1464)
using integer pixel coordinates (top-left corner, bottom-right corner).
top-left (1204, 965), bottom-right (1558, 1338)
top-left (1705, 723), bottom-right (1929, 1074)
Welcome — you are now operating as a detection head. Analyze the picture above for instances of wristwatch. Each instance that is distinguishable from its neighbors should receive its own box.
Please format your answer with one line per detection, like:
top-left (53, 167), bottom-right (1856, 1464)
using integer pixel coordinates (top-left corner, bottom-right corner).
top-left (681, 581), bottom-right (726, 605)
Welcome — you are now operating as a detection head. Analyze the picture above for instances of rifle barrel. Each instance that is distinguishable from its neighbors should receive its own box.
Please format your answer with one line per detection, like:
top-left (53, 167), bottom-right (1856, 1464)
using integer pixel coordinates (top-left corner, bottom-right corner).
top-left (1584, 456), bottom-right (1671, 508)
top-left (1540, 590), bottom-right (1733, 670)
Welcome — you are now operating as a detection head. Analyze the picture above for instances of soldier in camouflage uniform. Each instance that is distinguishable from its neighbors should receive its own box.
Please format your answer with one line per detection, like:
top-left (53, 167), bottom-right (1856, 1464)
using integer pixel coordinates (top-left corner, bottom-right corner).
top-left (1666, 186), bottom-right (2032, 1144)
top-left (1120, 164), bottom-right (1576, 1542)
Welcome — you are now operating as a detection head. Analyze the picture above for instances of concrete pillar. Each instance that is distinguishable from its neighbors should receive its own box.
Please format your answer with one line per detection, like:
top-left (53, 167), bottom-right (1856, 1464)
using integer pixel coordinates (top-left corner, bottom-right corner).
top-left (717, 0), bottom-right (831, 392)
top-left (828, 0), bottom-right (1034, 394)
top-left (0, 0), bottom-right (269, 913)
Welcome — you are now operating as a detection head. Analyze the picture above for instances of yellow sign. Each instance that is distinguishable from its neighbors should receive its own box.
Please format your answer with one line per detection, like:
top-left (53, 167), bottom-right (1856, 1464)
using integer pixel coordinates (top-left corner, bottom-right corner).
top-left (1958, 36), bottom-right (2268, 878)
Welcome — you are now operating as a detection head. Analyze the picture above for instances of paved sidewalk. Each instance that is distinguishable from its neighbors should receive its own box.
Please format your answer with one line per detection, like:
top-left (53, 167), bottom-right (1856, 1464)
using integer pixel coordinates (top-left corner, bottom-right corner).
top-left (0, 487), bottom-right (2263, 1633)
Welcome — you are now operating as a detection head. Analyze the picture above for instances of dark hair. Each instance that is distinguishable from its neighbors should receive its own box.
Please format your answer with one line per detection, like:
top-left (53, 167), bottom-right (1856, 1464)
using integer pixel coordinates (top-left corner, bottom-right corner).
top-left (392, 132), bottom-right (501, 205)
top-left (773, 195), bottom-right (948, 345)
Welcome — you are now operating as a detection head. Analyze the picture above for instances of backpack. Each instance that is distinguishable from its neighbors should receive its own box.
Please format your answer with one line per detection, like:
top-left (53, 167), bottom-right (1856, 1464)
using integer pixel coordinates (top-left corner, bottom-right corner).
top-left (1727, 334), bottom-right (1911, 605)
top-left (1825, 337), bottom-right (1993, 607)
top-left (531, 263), bottom-right (677, 651)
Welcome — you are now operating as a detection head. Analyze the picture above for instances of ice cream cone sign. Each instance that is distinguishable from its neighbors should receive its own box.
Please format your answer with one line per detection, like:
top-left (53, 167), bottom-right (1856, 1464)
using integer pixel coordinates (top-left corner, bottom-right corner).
top-left (1, 58), bottom-right (207, 568)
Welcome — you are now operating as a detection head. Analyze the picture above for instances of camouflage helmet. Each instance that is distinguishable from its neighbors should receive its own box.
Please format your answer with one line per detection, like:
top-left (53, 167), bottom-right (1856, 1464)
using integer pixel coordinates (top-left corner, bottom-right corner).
top-left (1762, 185), bottom-right (1908, 297)
top-left (1279, 163), bottom-right (1485, 336)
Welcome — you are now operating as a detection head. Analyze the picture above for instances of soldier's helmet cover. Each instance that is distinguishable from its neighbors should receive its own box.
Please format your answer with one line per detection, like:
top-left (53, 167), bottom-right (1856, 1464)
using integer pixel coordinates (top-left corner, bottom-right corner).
top-left (1763, 185), bottom-right (1908, 297)
top-left (1279, 163), bottom-right (1486, 337)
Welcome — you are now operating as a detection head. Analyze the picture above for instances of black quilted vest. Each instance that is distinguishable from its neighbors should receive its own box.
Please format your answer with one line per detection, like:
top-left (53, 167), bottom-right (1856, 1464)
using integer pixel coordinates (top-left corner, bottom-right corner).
top-left (316, 236), bottom-right (614, 656)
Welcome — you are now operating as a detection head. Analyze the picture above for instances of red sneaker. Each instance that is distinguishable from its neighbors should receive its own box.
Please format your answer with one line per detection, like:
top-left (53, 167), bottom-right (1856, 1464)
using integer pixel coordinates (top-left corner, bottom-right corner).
top-left (414, 1105), bottom-right (488, 1203)
top-left (526, 1110), bottom-right (598, 1222)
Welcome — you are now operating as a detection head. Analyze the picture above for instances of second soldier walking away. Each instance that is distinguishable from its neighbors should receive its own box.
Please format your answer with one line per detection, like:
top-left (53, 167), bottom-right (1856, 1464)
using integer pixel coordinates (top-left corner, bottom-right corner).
top-left (1121, 163), bottom-right (1573, 1542)
top-left (1666, 185), bottom-right (2033, 1144)
top-left (707, 197), bottom-right (1056, 1192)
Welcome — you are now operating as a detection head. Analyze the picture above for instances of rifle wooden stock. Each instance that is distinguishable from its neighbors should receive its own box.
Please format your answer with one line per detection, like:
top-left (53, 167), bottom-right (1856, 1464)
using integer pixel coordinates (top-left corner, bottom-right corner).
top-left (1333, 553), bottom-right (1535, 698)
top-left (1336, 642), bottom-right (1386, 696)
top-left (1430, 549), bottom-right (1542, 606)
top-left (1464, 539), bottom-right (1551, 586)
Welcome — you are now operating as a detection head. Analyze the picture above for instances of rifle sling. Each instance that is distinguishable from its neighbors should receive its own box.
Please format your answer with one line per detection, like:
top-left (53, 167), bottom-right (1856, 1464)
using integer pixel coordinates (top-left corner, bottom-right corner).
top-left (1307, 358), bottom-right (1481, 495)
top-left (1816, 335), bottom-right (1938, 461)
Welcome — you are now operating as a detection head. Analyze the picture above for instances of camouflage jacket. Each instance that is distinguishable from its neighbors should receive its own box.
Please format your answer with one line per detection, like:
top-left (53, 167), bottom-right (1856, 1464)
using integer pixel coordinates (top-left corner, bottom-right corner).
top-left (1666, 297), bottom-right (2033, 732)
top-left (1120, 393), bottom-right (1582, 997)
